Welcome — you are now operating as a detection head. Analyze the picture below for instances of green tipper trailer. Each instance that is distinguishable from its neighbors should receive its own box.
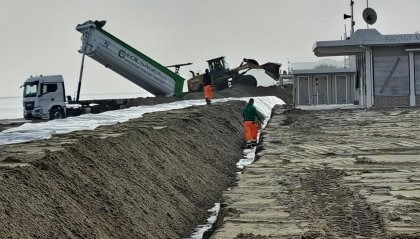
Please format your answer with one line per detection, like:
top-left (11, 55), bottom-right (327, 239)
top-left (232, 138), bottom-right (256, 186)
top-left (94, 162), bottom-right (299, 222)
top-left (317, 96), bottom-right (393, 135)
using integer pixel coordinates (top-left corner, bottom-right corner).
top-left (76, 20), bottom-right (185, 96)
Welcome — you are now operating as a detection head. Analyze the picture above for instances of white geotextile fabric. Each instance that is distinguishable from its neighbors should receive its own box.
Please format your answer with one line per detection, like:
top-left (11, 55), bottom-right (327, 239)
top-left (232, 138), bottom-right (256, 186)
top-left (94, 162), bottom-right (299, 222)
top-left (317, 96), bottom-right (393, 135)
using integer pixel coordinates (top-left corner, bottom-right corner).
top-left (0, 96), bottom-right (284, 146)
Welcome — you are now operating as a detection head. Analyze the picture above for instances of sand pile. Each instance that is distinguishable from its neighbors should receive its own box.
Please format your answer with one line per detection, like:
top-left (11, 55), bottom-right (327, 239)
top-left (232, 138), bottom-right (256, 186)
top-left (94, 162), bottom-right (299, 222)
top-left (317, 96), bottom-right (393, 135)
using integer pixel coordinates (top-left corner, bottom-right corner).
top-left (0, 101), bottom-right (246, 238)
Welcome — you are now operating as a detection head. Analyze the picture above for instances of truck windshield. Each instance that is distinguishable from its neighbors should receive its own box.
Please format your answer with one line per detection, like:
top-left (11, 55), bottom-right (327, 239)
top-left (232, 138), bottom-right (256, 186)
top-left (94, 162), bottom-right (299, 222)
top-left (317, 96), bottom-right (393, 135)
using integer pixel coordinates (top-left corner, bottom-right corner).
top-left (23, 81), bottom-right (39, 97)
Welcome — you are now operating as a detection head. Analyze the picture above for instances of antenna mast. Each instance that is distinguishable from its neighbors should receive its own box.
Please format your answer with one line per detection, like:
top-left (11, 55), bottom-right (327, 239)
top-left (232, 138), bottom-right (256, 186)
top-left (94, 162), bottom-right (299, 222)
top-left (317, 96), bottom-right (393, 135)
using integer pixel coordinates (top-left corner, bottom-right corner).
top-left (350, 0), bottom-right (355, 35)
top-left (366, 0), bottom-right (369, 28)
top-left (344, 0), bottom-right (355, 36)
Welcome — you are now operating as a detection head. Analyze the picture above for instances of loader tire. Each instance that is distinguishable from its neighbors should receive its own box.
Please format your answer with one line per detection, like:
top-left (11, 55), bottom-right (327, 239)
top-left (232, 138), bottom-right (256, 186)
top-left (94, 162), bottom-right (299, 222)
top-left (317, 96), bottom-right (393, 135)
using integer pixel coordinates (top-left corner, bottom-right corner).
top-left (235, 75), bottom-right (257, 87)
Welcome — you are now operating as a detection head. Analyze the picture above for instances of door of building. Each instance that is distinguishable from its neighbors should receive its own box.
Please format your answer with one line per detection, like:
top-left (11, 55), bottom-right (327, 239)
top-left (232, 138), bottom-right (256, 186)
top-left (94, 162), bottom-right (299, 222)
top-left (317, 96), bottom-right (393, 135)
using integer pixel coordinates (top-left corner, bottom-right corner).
top-left (314, 75), bottom-right (328, 104)
top-left (298, 76), bottom-right (310, 105)
top-left (336, 75), bottom-right (347, 104)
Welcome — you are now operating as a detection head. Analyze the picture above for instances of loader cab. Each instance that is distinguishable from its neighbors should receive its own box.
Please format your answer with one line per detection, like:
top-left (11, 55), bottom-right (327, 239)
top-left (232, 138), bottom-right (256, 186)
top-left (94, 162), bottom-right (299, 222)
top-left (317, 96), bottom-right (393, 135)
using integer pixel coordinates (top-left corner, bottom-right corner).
top-left (208, 57), bottom-right (229, 72)
top-left (207, 56), bottom-right (230, 79)
top-left (22, 75), bottom-right (66, 120)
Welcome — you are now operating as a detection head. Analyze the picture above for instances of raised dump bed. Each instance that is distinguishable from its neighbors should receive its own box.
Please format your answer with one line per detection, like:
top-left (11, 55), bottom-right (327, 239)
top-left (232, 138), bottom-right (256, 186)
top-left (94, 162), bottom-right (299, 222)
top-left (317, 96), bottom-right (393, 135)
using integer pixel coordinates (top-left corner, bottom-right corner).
top-left (76, 20), bottom-right (185, 96)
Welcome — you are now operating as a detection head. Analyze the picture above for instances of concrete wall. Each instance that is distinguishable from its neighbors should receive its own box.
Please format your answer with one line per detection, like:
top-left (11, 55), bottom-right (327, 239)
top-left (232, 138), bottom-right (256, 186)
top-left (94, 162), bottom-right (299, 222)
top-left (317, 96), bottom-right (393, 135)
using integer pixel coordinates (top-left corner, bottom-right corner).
top-left (374, 96), bottom-right (410, 108)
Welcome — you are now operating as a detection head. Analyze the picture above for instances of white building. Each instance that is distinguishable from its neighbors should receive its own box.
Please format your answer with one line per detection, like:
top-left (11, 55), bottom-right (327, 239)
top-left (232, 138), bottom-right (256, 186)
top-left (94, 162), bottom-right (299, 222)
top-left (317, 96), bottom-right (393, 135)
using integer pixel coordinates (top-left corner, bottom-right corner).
top-left (313, 29), bottom-right (420, 108)
top-left (293, 68), bottom-right (356, 106)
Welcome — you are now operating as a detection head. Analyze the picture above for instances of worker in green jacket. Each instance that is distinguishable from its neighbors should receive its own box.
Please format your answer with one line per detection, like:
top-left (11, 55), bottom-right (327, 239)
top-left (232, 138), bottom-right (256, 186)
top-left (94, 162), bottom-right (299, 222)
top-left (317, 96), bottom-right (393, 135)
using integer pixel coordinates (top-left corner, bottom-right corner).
top-left (242, 98), bottom-right (263, 148)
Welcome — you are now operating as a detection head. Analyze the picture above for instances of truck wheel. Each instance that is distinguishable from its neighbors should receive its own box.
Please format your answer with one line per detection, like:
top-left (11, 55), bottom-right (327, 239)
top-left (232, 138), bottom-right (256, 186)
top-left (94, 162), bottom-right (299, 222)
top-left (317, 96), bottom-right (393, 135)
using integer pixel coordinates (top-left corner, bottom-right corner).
top-left (50, 107), bottom-right (65, 120)
top-left (235, 75), bottom-right (257, 86)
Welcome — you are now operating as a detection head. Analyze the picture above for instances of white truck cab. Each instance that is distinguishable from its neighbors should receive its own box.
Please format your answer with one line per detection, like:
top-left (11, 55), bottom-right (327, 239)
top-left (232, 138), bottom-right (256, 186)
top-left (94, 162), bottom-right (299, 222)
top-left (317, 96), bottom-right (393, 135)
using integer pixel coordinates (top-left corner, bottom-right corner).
top-left (23, 75), bottom-right (66, 120)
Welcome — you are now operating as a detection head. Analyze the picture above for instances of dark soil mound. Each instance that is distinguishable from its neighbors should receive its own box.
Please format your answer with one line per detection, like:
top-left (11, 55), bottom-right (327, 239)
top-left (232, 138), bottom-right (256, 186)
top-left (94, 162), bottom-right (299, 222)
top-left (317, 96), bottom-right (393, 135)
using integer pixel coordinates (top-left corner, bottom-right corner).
top-left (182, 85), bottom-right (293, 104)
top-left (0, 101), bottom-right (245, 238)
top-left (124, 85), bottom-right (293, 108)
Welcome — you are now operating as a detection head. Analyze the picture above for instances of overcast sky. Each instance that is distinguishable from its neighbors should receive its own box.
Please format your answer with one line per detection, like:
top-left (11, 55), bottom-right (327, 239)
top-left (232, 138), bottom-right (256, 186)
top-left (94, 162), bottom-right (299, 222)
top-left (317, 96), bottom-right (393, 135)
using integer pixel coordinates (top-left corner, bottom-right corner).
top-left (1, 0), bottom-right (420, 98)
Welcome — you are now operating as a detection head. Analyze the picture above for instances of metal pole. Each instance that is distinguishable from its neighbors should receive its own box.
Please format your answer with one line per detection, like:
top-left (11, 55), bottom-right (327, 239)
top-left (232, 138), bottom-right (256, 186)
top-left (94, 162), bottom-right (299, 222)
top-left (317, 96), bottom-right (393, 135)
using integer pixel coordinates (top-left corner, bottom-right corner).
top-left (350, 0), bottom-right (355, 35)
top-left (76, 31), bottom-right (88, 102)
top-left (366, 0), bottom-right (369, 29)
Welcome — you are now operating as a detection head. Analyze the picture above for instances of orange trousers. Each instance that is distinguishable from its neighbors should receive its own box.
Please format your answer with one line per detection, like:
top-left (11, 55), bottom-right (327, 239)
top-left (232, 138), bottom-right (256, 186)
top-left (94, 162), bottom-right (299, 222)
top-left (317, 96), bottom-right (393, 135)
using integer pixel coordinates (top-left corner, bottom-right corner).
top-left (204, 85), bottom-right (213, 100)
top-left (243, 121), bottom-right (259, 143)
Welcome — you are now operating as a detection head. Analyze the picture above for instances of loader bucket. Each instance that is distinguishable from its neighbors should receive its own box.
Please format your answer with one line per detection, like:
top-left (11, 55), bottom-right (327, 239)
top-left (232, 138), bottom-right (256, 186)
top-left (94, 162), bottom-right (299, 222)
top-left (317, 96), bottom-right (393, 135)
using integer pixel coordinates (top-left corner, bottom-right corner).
top-left (243, 58), bottom-right (259, 66)
top-left (261, 62), bottom-right (281, 80)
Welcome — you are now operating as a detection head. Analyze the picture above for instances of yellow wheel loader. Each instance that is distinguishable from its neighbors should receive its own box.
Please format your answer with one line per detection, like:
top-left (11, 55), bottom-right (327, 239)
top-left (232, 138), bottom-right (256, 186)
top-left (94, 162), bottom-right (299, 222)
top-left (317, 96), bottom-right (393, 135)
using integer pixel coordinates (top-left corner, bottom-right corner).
top-left (187, 57), bottom-right (281, 92)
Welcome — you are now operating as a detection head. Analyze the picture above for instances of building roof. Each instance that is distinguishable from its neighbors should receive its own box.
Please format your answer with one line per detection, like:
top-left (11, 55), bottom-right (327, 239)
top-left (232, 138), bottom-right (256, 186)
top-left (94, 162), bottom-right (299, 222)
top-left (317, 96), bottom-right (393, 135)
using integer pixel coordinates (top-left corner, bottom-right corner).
top-left (313, 29), bottom-right (420, 57)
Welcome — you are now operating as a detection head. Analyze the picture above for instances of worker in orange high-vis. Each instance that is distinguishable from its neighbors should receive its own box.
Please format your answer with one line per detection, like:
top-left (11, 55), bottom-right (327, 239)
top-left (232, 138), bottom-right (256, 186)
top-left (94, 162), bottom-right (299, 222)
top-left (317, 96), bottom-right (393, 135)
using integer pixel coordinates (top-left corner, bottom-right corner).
top-left (242, 98), bottom-right (263, 148)
top-left (203, 69), bottom-right (213, 105)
